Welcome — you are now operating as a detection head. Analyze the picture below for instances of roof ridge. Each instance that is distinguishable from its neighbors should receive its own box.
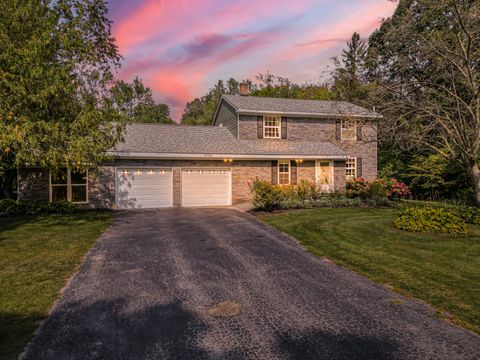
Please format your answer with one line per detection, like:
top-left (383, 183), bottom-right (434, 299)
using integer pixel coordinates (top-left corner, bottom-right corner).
top-left (126, 123), bottom-right (227, 128)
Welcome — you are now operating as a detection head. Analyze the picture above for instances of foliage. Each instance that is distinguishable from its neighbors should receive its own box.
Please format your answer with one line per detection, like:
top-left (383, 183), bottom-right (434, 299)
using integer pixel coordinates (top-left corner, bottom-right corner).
top-left (0, 0), bottom-right (124, 169)
top-left (393, 207), bottom-right (467, 235)
top-left (250, 179), bottom-right (385, 211)
top-left (454, 206), bottom-right (480, 225)
top-left (110, 77), bottom-right (173, 124)
top-left (0, 199), bottom-right (77, 217)
top-left (346, 178), bottom-right (410, 200)
top-left (367, 0), bottom-right (480, 205)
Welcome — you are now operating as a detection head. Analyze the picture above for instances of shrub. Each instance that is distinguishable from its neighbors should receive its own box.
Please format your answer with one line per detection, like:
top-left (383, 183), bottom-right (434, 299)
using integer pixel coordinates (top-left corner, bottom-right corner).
top-left (0, 199), bottom-right (77, 217)
top-left (454, 206), bottom-right (480, 225)
top-left (347, 177), bottom-right (410, 200)
top-left (393, 207), bottom-right (467, 235)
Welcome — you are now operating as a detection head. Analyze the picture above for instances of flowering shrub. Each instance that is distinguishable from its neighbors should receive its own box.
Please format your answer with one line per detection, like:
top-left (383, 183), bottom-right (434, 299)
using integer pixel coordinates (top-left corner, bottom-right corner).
top-left (393, 207), bottom-right (467, 235)
top-left (346, 178), bottom-right (410, 200)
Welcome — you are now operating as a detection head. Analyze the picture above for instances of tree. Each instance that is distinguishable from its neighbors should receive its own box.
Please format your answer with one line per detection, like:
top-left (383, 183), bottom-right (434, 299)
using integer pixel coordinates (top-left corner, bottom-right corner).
top-left (368, 0), bottom-right (480, 205)
top-left (110, 77), bottom-right (173, 124)
top-left (331, 32), bottom-right (370, 102)
top-left (181, 79), bottom-right (241, 125)
top-left (0, 0), bottom-right (124, 169)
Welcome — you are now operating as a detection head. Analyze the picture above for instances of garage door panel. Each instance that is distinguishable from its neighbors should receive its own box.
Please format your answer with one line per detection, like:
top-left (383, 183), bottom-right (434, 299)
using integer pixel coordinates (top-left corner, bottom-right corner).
top-left (181, 168), bottom-right (231, 207)
top-left (116, 168), bottom-right (173, 209)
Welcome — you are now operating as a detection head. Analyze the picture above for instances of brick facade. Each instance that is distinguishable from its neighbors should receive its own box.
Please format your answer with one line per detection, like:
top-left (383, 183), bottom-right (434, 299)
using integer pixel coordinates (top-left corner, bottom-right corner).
top-left (18, 159), bottom-right (347, 208)
top-left (238, 115), bottom-right (377, 180)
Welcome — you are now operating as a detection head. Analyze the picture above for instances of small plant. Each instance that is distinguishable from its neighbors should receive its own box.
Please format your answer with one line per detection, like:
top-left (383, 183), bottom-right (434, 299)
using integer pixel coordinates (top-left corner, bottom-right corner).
top-left (393, 207), bottom-right (467, 235)
top-left (0, 199), bottom-right (77, 217)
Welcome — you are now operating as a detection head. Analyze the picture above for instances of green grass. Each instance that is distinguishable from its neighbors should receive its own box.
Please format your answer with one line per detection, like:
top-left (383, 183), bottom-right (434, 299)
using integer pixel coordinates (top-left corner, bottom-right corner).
top-left (261, 208), bottom-right (480, 334)
top-left (0, 211), bottom-right (112, 360)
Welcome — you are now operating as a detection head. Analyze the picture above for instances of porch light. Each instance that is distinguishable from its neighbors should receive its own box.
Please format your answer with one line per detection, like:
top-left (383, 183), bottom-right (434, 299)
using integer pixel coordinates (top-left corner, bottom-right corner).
top-left (295, 159), bottom-right (304, 164)
top-left (223, 159), bottom-right (233, 163)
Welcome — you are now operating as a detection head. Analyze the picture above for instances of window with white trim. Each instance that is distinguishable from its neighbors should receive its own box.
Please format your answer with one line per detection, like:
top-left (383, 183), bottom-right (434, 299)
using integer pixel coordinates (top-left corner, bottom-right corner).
top-left (346, 158), bottom-right (357, 180)
top-left (278, 160), bottom-right (291, 185)
top-left (264, 115), bottom-right (281, 138)
top-left (50, 168), bottom-right (88, 203)
top-left (341, 120), bottom-right (357, 140)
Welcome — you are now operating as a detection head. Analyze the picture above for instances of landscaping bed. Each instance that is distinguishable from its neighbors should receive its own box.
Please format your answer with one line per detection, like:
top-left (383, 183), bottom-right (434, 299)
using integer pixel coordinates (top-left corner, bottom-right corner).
top-left (260, 207), bottom-right (480, 334)
top-left (0, 211), bottom-right (112, 360)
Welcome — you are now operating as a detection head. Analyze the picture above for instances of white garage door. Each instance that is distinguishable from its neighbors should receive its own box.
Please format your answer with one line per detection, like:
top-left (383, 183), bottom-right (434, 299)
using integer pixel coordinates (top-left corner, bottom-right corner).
top-left (116, 168), bottom-right (173, 209)
top-left (182, 168), bottom-right (231, 207)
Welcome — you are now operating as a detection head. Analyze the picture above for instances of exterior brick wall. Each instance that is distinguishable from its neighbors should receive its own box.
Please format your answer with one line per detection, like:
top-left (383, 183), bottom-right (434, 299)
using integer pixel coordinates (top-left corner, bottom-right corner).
top-left (238, 115), bottom-right (258, 140)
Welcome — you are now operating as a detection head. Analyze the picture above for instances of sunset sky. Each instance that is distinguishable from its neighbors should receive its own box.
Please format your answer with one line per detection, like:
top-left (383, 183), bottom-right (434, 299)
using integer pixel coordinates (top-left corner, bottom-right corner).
top-left (107, 0), bottom-right (397, 120)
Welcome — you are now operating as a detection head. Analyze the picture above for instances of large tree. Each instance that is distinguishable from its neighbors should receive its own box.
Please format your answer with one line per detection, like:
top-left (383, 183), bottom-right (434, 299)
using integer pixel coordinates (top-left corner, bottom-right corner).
top-left (0, 0), bottom-right (124, 169)
top-left (111, 77), bottom-right (174, 124)
top-left (368, 0), bottom-right (480, 205)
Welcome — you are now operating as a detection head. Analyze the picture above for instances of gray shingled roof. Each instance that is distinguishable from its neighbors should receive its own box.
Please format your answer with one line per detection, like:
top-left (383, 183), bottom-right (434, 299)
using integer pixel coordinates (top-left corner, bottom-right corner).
top-left (112, 123), bottom-right (346, 157)
top-left (222, 95), bottom-right (381, 118)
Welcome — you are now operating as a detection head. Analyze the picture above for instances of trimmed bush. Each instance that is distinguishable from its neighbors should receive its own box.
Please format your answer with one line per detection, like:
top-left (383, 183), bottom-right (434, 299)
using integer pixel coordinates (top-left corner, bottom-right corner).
top-left (0, 199), bottom-right (77, 217)
top-left (455, 206), bottom-right (480, 225)
top-left (347, 178), bottom-right (410, 200)
top-left (393, 207), bottom-right (467, 235)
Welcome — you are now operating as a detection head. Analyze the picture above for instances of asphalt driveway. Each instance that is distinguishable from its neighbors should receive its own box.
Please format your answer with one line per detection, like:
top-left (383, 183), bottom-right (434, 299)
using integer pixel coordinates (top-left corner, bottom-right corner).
top-left (22, 209), bottom-right (480, 359)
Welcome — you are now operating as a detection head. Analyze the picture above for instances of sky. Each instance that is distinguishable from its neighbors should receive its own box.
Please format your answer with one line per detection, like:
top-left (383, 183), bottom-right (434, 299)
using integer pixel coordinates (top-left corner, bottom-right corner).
top-left (107, 0), bottom-right (397, 121)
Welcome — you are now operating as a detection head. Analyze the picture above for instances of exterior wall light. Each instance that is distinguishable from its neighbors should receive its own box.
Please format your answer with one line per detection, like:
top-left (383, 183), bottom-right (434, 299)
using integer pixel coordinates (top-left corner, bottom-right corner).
top-left (295, 159), bottom-right (304, 164)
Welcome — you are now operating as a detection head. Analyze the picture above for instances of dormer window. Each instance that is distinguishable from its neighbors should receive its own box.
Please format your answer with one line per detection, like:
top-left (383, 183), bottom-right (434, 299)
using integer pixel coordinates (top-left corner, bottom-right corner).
top-left (264, 115), bottom-right (281, 138)
top-left (341, 120), bottom-right (357, 140)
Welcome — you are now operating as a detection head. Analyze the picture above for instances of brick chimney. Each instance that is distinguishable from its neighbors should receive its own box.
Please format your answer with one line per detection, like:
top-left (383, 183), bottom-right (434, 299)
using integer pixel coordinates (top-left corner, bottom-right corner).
top-left (239, 82), bottom-right (249, 96)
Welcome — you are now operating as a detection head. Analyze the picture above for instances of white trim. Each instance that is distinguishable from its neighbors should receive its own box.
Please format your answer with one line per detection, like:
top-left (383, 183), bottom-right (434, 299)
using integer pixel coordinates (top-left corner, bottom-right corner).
top-left (238, 109), bottom-right (382, 119)
top-left (278, 160), bottom-right (291, 185)
top-left (263, 115), bottom-right (281, 139)
top-left (110, 151), bottom-right (348, 161)
top-left (315, 160), bottom-right (334, 192)
top-left (49, 168), bottom-right (89, 204)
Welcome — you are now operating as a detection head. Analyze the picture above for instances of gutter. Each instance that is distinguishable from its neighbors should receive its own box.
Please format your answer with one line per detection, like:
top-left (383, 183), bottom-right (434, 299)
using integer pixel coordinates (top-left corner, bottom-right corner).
top-left (110, 151), bottom-right (348, 161)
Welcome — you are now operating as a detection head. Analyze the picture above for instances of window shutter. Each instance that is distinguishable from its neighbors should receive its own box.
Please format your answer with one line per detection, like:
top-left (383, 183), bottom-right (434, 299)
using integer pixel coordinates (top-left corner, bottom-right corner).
top-left (356, 122), bottom-right (363, 141)
top-left (290, 161), bottom-right (297, 185)
top-left (357, 158), bottom-right (363, 178)
top-left (281, 117), bottom-right (287, 139)
top-left (271, 160), bottom-right (278, 184)
top-left (335, 120), bottom-right (341, 140)
top-left (257, 116), bottom-right (263, 139)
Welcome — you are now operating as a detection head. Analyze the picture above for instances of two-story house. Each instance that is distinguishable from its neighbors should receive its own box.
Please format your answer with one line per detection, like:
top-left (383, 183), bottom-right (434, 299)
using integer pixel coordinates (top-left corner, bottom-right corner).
top-left (18, 87), bottom-right (380, 209)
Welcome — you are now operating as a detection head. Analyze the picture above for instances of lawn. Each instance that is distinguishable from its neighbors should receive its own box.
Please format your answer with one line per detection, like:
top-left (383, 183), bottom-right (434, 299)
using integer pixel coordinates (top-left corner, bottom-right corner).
top-left (0, 211), bottom-right (112, 360)
top-left (261, 207), bottom-right (480, 334)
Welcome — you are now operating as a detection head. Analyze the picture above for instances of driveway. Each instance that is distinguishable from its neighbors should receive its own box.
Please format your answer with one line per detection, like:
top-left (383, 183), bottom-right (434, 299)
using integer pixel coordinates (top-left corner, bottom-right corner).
top-left (23, 209), bottom-right (479, 359)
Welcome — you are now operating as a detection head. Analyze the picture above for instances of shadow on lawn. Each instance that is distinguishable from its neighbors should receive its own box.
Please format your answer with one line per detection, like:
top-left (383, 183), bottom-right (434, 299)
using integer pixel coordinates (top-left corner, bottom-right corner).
top-left (19, 298), bottom-right (398, 360)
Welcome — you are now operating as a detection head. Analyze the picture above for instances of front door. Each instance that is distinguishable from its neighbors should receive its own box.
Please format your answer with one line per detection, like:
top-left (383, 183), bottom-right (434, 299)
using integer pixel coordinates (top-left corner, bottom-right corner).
top-left (316, 161), bottom-right (334, 192)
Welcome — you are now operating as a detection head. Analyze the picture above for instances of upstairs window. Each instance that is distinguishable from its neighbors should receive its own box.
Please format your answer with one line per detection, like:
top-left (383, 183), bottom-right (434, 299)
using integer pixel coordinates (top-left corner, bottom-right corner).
top-left (341, 120), bottom-right (357, 140)
top-left (346, 158), bottom-right (356, 180)
top-left (264, 115), bottom-right (281, 138)
top-left (50, 168), bottom-right (88, 203)
top-left (278, 160), bottom-right (291, 185)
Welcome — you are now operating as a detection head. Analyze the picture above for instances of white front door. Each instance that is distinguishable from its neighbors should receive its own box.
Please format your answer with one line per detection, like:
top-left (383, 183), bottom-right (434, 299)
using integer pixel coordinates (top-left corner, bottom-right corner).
top-left (181, 168), bottom-right (232, 207)
top-left (116, 168), bottom-right (173, 209)
top-left (316, 161), bottom-right (334, 192)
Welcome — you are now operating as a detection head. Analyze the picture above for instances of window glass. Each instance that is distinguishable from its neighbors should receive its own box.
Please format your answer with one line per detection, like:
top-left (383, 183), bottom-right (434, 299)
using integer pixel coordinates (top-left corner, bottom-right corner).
top-left (278, 161), bottom-right (290, 185)
top-left (71, 169), bottom-right (87, 184)
top-left (346, 158), bottom-right (357, 180)
top-left (71, 185), bottom-right (87, 203)
top-left (264, 116), bottom-right (281, 138)
top-left (341, 120), bottom-right (356, 140)
top-left (51, 168), bottom-right (68, 185)
top-left (51, 186), bottom-right (68, 202)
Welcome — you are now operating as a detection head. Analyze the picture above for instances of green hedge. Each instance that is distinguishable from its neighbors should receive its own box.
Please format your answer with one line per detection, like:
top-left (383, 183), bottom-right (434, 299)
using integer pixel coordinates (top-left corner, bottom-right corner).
top-left (393, 207), bottom-right (467, 235)
top-left (0, 199), bottom-right (77, 217)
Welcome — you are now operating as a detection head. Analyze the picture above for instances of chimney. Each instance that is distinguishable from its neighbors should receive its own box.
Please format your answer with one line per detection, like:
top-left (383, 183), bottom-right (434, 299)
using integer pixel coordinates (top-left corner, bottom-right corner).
top-left (239, 82), bottom-right (249, 96)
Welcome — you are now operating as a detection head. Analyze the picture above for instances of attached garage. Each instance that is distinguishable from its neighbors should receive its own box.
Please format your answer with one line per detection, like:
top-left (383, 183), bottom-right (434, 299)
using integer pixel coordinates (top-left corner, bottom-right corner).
top-left (181, 168), bottom-right (232, 207)
top-left (116, 168), bottom-right (173, 209)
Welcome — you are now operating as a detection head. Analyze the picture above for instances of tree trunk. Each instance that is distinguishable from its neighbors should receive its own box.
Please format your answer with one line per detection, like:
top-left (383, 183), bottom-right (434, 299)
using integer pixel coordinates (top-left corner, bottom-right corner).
top-left (470, 162), bottom-right (480, 207)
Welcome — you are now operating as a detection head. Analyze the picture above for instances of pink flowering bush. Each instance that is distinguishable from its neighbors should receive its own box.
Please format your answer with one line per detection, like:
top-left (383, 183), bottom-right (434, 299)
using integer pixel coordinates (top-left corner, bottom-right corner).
top-left (346, 178), bottom-right (411, 200)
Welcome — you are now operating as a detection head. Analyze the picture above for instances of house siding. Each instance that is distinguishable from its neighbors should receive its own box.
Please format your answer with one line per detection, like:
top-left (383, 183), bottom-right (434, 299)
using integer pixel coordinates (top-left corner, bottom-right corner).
top-left (213, 100), bottom-right (238, 138)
